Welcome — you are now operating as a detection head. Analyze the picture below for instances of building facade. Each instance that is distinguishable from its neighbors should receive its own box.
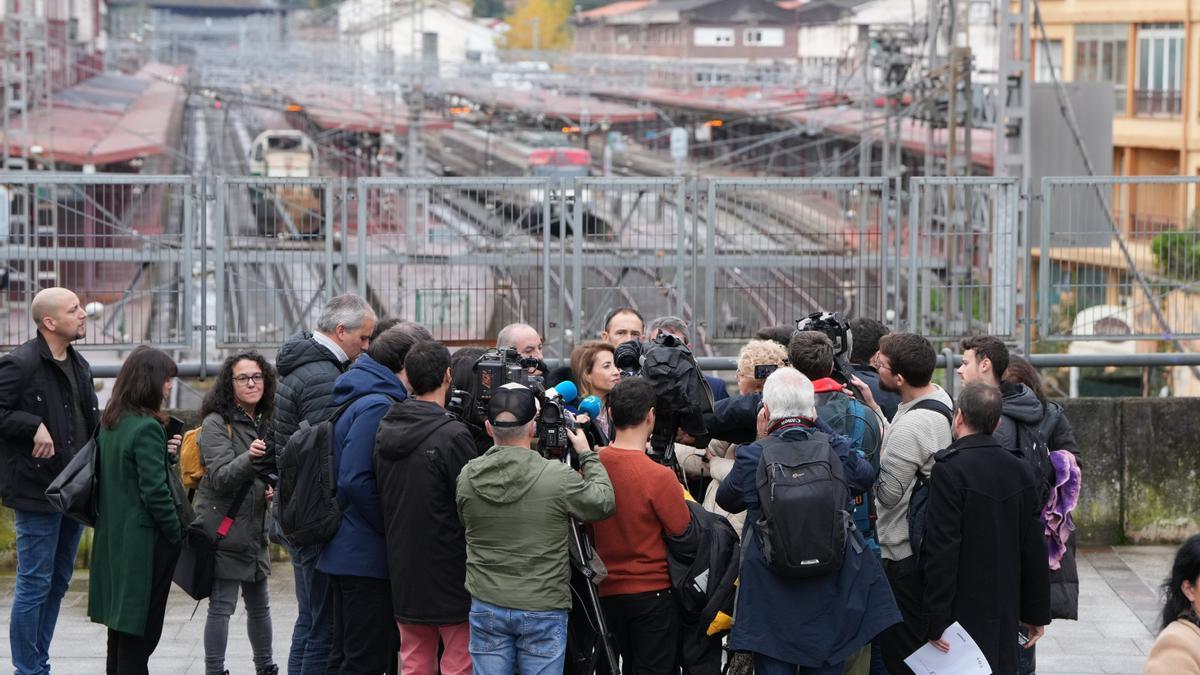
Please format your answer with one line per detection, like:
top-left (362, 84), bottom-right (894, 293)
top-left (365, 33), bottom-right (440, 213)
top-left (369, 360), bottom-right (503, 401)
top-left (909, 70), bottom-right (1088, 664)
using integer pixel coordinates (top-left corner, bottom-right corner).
top-left (573, 0), bottom-right (802, 63)
top-left (1034, 1), bottom-right (1199, 181)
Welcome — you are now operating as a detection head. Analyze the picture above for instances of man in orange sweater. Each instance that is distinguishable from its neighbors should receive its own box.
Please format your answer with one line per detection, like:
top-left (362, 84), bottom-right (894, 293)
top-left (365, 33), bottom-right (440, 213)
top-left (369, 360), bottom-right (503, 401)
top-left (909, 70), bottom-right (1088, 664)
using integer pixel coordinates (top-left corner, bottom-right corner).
top-left (592, 377), bottom-right (692, 674)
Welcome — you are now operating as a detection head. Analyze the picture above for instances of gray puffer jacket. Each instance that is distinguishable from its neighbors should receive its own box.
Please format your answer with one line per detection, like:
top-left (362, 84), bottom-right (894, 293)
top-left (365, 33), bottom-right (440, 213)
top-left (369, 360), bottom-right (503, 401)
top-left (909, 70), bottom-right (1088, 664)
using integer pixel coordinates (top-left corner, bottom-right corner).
top-left (193, 411), bottom-right (271, 582)
top-left (272, 332), bottom-right (346, 455)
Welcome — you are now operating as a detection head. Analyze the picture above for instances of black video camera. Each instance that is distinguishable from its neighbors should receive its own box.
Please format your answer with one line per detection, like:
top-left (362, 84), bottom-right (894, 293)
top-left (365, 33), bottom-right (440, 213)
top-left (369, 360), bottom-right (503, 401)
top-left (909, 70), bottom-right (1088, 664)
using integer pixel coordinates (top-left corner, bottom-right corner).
top-left (535, 389), bottom-right (578, 462)
top-left (795, 311), bottom-right (857, 386)
top-left (460, 347), bottom-right (544, 426)
top-left (455, 347), bottom-right (580, 463)
top-left (613, 334), bottom-right (713, 467)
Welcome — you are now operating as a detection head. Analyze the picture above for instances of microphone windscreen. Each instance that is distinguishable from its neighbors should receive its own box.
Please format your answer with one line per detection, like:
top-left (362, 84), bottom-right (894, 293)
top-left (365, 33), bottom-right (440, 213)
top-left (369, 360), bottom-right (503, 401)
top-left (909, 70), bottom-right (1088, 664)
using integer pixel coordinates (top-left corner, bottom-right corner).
top-left (550, 380), bottom-right (579, 404)
top-left (578, 395), bottom-right (603, 419)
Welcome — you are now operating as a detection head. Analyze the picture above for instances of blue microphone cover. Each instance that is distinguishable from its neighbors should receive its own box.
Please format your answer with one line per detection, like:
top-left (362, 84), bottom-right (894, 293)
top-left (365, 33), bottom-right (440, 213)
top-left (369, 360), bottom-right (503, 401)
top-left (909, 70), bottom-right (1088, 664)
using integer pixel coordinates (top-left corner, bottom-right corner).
top-left (550, 380), bottom-right (579, 404)
top-left (578, 395), bottom-right (603, 419)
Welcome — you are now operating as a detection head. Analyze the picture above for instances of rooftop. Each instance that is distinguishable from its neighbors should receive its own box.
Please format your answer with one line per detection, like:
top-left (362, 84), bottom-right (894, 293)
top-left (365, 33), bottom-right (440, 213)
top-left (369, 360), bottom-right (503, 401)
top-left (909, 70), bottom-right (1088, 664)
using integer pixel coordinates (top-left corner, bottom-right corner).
top-left (0, 63), bottom-right (187, 167)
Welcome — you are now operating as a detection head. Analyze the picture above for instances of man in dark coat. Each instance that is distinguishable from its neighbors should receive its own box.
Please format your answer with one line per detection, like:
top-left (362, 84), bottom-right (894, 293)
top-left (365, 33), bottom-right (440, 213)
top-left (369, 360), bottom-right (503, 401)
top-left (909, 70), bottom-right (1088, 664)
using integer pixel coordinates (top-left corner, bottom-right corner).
top-left (922, 383), bottom-right (1051, 674)
top-left (957, 335), bottom-right (1068, 674)
top-left (316, 323), bottom-right (431, 672)
top-left (272, 293), bottom-right (375, 675)
top-left (376, 340), bottom-right (480, 675)
top-left (716, 368), bottom-right (899, 674)
top-left (0, 287), bottom-right (98, 675)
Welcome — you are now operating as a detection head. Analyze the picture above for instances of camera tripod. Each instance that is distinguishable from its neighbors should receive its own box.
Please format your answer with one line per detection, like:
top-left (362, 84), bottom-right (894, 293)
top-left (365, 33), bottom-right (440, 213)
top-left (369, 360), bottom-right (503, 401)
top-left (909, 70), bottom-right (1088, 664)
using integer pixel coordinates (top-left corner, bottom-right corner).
top-left (543, 437), bottom-right (619, 675)
top-left (566, 518), bottom-right (620, 675)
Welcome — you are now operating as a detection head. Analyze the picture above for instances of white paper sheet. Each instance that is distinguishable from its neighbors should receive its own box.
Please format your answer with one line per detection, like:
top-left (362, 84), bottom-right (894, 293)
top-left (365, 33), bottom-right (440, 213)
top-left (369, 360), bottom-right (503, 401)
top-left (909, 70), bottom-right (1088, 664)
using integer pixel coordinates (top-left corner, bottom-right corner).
top-left (903, 621), bottom-right (993, 675)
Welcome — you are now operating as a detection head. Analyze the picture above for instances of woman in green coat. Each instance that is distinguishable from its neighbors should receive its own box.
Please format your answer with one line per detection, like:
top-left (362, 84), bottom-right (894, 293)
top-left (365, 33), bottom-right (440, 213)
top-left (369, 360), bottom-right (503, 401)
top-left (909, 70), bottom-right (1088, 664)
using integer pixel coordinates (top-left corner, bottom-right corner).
top-left (88, 346), bottom-right (184, 674)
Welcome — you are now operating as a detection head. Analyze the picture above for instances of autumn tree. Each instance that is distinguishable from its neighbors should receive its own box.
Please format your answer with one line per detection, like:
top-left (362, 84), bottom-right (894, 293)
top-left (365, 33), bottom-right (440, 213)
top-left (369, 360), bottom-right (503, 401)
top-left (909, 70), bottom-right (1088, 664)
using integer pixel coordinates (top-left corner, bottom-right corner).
top-left (502, 0), bottom-right (573, 51)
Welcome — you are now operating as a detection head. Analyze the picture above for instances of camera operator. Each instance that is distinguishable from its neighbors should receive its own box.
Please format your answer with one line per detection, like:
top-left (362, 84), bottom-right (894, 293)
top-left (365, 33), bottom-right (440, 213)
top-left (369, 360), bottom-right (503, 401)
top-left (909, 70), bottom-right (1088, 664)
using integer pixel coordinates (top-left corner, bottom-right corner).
top-left (648, 316), bottom-right (729, 402)
top-left (496, 323), bottom-right (545, 375)
top-left (591, 378), bottom-right (692, 675)
top-left (849, 318), bottom-right (900, 421)
top-left (448, 348), bottom-right (493, 454)
top-left (455, 384), bottom-right (615, 675)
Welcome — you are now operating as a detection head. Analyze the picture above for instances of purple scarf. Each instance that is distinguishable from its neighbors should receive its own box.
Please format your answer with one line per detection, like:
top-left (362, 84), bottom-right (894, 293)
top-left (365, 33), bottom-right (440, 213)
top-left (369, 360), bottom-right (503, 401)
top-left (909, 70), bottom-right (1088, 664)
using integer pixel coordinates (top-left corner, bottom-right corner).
top-left (1043, 450), bottom-right (1081, 570)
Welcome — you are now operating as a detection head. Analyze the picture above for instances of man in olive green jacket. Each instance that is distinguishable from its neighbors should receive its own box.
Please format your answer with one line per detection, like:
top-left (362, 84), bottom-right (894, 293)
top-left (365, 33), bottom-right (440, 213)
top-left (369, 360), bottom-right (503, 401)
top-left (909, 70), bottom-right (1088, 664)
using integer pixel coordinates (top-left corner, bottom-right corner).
top-left (456, 383), bottom-right (615, 675)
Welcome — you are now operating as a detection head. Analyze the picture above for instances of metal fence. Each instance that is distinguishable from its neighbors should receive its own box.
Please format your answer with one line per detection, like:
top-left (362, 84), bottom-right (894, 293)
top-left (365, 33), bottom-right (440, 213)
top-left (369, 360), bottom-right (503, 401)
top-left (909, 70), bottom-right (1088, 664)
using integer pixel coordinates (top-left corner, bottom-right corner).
top-left (3, 173), bottom-right (1200, 357)
top-left (1039, 176), bottom-right (1200, 342)
top-left (0, 174), bottom-right (193, 349)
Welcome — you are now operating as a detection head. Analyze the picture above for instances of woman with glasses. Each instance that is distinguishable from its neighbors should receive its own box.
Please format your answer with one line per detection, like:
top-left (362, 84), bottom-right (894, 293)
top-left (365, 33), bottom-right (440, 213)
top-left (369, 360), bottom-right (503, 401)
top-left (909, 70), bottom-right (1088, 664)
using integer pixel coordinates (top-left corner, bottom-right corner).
top-left (194, 352), bottom-right (280, 675)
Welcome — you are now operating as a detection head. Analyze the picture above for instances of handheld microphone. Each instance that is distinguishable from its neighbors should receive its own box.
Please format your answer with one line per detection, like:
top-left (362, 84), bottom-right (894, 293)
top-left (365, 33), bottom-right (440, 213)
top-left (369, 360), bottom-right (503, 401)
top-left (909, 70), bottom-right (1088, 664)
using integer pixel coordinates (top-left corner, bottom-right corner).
top-left (545, 380), bottom-right (579, 404)
top-left (578, 395), bottom-right (603, 420)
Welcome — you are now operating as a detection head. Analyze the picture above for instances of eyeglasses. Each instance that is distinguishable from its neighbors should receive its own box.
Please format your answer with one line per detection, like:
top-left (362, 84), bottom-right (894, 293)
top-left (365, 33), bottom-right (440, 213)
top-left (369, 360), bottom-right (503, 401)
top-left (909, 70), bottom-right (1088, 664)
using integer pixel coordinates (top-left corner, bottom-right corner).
top-left (233, 374), bottom-right (264, 385)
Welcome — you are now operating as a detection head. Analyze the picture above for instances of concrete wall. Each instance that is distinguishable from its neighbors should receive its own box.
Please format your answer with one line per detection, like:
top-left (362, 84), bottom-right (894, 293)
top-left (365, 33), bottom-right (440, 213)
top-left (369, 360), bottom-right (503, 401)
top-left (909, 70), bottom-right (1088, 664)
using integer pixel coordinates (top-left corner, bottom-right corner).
top-left (1060, 397), bottom-right (1200, 545)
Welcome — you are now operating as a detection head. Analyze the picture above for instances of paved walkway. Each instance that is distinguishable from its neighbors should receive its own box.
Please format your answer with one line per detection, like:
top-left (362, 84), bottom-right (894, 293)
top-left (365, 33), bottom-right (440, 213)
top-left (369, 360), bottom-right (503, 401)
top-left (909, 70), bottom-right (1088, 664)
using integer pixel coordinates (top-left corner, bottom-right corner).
top-left (0, 546), bottom-right (1173, 674)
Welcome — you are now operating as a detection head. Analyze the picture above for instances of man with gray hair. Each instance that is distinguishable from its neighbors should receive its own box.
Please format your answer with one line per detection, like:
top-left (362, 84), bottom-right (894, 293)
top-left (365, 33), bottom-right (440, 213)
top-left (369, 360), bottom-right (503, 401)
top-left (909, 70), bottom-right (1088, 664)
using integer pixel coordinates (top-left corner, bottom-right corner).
top-left (496, 322), bottom-right (543, 364)
top-left (716, 368), bottom-right (899, 674)
top-left (273, 293), bottom-right (376, 675)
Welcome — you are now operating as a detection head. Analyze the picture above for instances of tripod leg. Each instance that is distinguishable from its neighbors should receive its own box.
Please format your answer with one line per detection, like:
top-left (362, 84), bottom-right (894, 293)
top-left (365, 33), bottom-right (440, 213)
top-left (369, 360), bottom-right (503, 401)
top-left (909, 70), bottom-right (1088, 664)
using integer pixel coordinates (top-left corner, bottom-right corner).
top-left (568, 522), bottom-right (620, 675)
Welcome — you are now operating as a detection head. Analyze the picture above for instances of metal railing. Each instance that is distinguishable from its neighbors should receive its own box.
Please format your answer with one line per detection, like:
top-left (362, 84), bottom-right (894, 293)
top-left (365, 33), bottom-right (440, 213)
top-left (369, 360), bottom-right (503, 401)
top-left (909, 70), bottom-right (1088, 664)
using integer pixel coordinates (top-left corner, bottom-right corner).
top-left (4, 173), bottom-right (1200, 358)
top-left (1134, 89), bottom-right (1183, 117)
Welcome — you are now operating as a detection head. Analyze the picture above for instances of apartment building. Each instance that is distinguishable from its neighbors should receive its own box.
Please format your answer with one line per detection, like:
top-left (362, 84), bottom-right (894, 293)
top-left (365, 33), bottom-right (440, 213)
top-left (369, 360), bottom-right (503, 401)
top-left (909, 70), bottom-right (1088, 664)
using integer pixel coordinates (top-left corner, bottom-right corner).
top-left (1034, 1), bottom-right (1198, 181)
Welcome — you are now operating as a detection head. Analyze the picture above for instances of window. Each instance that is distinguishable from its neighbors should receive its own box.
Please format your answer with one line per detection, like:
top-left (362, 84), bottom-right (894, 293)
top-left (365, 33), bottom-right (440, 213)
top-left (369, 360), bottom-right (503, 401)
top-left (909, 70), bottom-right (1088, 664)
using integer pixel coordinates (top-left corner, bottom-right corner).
top-left (743, 27), bottom-right (784, 47)
top-left (1074, 24), bottom-right (1127, 114)
top-left (1034, 40), bottom-right (1061, 83)
top-left (693, 27), bottom-right (734, 47)
top-left (1136, 23), bottom-right (1184, 116)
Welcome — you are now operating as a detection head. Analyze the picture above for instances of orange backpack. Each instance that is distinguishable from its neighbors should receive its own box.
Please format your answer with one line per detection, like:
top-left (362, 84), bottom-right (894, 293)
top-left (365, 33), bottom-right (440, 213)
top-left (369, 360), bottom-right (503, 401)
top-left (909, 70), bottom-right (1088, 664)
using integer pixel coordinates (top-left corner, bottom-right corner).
top-left (179, 423), bottom-right (231, 491)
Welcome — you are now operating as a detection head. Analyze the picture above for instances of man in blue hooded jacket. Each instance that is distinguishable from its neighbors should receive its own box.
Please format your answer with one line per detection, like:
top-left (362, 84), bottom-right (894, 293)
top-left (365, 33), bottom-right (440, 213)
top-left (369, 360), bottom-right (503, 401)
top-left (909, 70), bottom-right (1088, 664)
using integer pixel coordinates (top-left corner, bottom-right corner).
top-left (716, 368), bottom-right (900, 674)
top-left (316, 321), bottom-right (431, 673)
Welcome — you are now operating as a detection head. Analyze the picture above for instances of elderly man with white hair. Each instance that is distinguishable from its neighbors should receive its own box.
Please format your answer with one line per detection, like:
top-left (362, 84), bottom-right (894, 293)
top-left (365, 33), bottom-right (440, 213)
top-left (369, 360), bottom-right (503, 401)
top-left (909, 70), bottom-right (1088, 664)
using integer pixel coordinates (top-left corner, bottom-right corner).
top-left (716, 368), bottom-right (900, 675)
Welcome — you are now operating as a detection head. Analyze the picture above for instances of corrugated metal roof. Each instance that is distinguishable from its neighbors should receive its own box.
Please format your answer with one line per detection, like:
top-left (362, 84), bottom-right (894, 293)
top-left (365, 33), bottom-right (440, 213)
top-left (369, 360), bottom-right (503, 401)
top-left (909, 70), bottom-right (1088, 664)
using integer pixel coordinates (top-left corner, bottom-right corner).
top-left (446, 83), bottom-right (659, 125)
top-left (589, 84), bottom-right (995, 168)
top-left (288, 86), bottom-right (452, 135)
top-left (0, 64), bottom-right (186, 167)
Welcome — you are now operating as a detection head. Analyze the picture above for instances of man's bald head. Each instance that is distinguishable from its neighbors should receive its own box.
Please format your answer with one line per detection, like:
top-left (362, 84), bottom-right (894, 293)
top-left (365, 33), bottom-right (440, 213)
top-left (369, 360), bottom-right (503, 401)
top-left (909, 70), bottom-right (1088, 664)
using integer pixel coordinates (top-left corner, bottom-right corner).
top-left (497, 323), bottom-right (543, 363)
top-left (32, 288), bottom-right (87, 342)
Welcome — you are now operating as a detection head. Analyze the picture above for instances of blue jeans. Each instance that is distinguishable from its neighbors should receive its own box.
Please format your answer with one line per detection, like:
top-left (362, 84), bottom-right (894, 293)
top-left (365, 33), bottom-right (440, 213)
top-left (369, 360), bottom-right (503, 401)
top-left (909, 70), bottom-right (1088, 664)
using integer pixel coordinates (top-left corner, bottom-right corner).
top-left (468, 598), bottom-right (567, 675)
top-left (754, 652), bottom-right (845, 675)
top-left (10, 510), bottom-right (84, 675)
top-left (286, 544), bottom-right (333, 675)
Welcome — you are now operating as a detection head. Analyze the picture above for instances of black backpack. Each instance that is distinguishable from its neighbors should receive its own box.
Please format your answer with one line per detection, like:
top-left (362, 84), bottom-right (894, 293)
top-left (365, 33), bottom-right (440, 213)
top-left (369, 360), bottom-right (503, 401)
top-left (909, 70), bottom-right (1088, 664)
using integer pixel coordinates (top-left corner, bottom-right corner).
top-left (277, 394), bottom-right (394, 548)
top-left (754, 431), bottom-right (851, 578)
top-left (905, 399), bottom-right (954, 564)
top-left (1013, 412), bottom-right (1057, 507)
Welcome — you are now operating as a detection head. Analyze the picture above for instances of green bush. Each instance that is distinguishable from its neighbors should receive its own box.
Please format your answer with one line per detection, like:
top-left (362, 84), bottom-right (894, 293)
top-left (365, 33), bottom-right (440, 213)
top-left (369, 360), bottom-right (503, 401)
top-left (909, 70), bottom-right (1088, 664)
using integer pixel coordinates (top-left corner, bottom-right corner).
top-left (1151, 230), bottom-right (1200, 280)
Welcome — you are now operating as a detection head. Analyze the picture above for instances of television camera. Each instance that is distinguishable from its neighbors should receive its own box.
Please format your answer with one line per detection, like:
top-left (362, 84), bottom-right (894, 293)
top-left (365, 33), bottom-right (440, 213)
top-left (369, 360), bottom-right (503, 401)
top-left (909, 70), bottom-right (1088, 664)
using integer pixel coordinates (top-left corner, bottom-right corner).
top-left (613, 333), bottom-right (714, 467)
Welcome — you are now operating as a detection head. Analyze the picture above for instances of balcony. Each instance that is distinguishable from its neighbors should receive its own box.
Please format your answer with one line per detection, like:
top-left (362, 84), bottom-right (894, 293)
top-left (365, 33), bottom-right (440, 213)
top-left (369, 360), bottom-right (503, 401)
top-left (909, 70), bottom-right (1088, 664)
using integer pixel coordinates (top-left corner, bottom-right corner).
top-left (1134, 89), bottom-right (1182, 117)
